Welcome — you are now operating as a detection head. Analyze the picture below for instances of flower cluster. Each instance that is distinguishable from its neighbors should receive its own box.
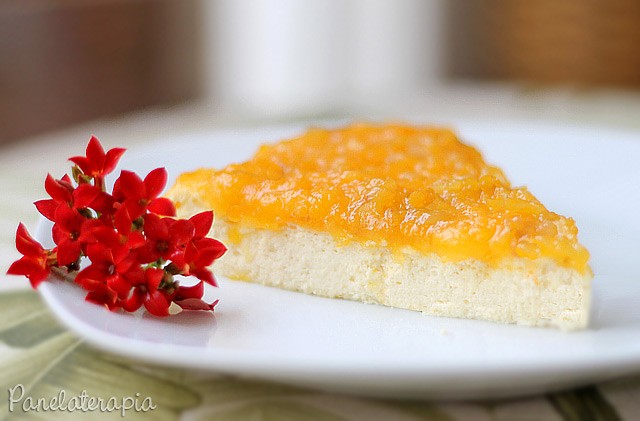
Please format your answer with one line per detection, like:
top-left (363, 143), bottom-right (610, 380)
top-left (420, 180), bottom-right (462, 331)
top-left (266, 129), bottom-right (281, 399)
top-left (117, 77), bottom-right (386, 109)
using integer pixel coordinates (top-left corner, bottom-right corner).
top-left (7, 136), bottom-right (226, 316)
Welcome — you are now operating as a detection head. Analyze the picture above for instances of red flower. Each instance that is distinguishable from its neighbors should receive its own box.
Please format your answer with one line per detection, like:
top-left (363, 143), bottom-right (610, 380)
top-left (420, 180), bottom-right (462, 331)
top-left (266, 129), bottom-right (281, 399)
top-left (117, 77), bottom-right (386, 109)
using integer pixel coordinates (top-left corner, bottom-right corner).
top-left (83, 278), bottom-right (119, 310)
top-left (121, 267), bottom-right (171, 316)
top-left (72, 183), bottom-right (114, 216)
top-left (8, 135), bottom-right (226, 317)
top-left (137, 214), bottom-right (194, 263)
top-left (75, 236), bottom-right (143, 311)
top-left (75, 224), bottom-right (135, 285)
top-left (111, 206), bottom-right (146, 249)
top-left (174, 237), bottom-right (227, 286)
top-left (7, 224), bottom-right (52, 288)
top-left (69, 136), bottom-right (125, 185)
top-left (83, 226), bottom-right (137, 270)
top-left (51, 206), bottom-right (85, 266)
top-left (169, 211), bottom-right (226, 285)
top-left (34, 174), bottom-right (74, 221)
top-left (36, 175), bottom-right (113, 221)
top-left (113, 169), bottom-right (176, 219)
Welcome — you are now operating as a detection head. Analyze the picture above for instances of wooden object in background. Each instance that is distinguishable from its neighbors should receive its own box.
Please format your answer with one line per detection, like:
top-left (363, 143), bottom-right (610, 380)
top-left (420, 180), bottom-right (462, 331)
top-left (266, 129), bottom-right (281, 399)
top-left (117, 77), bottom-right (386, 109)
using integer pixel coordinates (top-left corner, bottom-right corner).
top-left (447, 0), bottom-right (640, 87)
top-left (0, 0), bottom-right (202, 143)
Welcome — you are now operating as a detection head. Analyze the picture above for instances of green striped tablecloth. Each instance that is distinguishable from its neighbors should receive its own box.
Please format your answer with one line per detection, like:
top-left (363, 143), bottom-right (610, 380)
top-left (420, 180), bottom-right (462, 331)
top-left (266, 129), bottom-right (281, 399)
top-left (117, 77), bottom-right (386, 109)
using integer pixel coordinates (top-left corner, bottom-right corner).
top-left (2, 92), bottom-right (640, 420)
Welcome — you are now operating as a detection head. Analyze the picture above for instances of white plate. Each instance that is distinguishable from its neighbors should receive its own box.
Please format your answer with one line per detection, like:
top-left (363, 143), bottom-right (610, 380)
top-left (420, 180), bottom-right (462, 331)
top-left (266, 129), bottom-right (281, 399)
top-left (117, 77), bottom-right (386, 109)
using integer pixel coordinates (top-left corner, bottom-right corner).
top-left (39, 120), bottom-right (640, 400)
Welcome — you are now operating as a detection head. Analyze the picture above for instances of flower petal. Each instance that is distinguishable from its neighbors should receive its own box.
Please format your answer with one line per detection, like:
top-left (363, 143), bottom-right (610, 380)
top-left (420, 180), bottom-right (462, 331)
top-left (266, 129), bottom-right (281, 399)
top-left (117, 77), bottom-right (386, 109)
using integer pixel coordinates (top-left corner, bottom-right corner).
top-left (114, 206), bottom-right (133, 235)
top-left (69, 156), bottom-right (90, 175)
top-left (107, 274), bottom-right (132, 298)
top-left (85, 136), bottom-right (106, 171)
top-left (27, 268), bottom-right (51, 288)
top-left (57, 238), bottom-right (82, 266)
top-left (122, 287), bottom-right (145, 312)
top-left (192, 267), bottom-right (217, 286)
top-left (174, 298), bottom-right (218, 312)
top-left (121, 263), bottom-right (145, 286)
top-left (168, 219), bottom-right (195, 247)
top-left (114, 255), bottom-right (137, 275)
top-left (103, 147), bottom-right (126, 175)
top-left (111, 244), bottom-right (131, 265)
top-left (144, 267), bottom-right (165, 292)
top-left (53, 206), bottom-right (83, 232)
top-left (192, 238), bottom-right (227, 266)
top-left (114, 170), bottom-right (144, 200)
top-left (175, 280), bottom-right (204, 300)
top-left (73, 183), bottom-right (101, 208)
top-left (84, 224), bottom-right (119, 249)
top-left (15, 223), bottom-right (45, 257)
top-left (190, 211), bottom-right (213, 239)
top-left (7, 256), bottom-right (50, 288)
top-left (144, 168), bottom-right (167, 199)
top-left (85, 285), bottom-right (117, 308)
top-left (147, 197), bottom-right (176, 216)
top-left (88, 191), bottom-right (114, 215)
top-left (144, 290), bottom-right (170, 317)
top-left (44, 174), bottom-right (73, 203)
top-left (142, 213), bottom-right (169, 240)
top-left (84, 242), bottom-right (115, 266)
top-left (35, 199), bottom-right (58, 221)
top-left (126, 231), bottom-right (146, 250)
top-left (7, 257), bottom-right (39, 276)
top-left (75, 264), bottom-right (110, 288)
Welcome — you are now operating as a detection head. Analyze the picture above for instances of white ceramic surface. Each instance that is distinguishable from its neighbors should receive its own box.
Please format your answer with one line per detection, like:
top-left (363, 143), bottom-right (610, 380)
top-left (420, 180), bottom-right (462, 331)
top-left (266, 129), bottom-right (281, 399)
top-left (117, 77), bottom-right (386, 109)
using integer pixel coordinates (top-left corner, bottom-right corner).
top-left (39, 121), bottom-right (640, 399)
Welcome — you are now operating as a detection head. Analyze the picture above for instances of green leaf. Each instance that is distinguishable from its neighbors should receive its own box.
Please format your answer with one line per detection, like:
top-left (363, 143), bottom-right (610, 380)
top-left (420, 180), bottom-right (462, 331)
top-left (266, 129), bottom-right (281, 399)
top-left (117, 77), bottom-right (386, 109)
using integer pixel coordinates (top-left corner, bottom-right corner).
top-left (190, 376), bottom-right (309, 405)
top-left (192, 401), bottom-right (346, 421)
top-left (2, 341), bottom-right (201, 420)
top-left (48, 345), bottom-right (201, 410)
top-left (0, 290), bottom-right (48, 336)
top-left (0, 312), bottom-right (66, 348)
top-left (0, 332), bottom-right (81, 415)
top-left (548, 386), bottom-right (621, 421)
top-left (382, 400), bottom-right (454, 421)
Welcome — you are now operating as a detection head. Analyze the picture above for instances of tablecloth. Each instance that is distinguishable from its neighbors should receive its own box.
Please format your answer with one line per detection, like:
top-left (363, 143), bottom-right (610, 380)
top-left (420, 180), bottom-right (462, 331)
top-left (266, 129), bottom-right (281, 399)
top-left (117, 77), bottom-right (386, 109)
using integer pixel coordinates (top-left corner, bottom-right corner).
top-left (2, 87), bottom-right (640, 420)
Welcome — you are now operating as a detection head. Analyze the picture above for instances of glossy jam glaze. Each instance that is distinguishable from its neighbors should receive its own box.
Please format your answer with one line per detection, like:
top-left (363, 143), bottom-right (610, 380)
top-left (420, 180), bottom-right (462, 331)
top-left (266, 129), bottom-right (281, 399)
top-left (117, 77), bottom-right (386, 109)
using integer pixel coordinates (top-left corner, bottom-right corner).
top-left (173, 124), bottom-right (589, 273)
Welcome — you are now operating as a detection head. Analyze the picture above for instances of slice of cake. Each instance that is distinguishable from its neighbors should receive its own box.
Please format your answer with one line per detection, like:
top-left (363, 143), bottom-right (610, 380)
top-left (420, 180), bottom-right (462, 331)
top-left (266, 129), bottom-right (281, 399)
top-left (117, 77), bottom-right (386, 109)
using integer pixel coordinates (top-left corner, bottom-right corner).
top-left (166, 123), bottom-right (592, 330)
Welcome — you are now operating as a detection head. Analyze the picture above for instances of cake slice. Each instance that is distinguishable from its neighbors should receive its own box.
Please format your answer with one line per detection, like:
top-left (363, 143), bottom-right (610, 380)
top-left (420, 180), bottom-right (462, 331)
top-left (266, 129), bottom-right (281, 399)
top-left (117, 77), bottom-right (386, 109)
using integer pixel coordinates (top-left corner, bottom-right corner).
top-left (166, 123), bottom-right (592, 330)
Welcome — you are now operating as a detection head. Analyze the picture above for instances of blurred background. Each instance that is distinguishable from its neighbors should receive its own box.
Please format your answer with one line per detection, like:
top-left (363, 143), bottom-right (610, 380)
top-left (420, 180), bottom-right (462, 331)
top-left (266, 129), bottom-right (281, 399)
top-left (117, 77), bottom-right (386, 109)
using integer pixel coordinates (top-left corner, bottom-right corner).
top-left (2, 0), bottom-right (640, 143)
